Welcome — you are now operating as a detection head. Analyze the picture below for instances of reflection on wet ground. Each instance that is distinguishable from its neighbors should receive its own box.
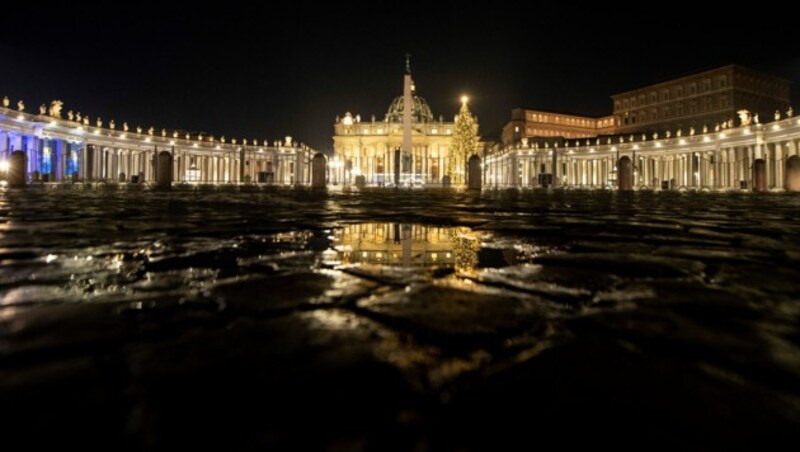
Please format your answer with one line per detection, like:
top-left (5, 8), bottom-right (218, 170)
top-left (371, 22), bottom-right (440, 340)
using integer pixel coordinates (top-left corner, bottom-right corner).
top-left (1, 185), bottom-right (800, 449)
top-left (331, 223), bottom-right (485, 270)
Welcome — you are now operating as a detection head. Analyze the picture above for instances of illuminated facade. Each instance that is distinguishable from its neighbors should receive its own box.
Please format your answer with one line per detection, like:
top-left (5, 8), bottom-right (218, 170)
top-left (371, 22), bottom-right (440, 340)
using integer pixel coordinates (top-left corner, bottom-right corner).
top-left (486, 108), bottom-right (800, 190)
top-left (0, 99), bottom-right (314, 185)
top-left (332, 67), bottom-right (479, 186)
top-left (502, 108), bottom-right (615, 145)
top-left (503, 65), bottom-right (790, 146)
top-left (613, 65), bottom-right (790, 135)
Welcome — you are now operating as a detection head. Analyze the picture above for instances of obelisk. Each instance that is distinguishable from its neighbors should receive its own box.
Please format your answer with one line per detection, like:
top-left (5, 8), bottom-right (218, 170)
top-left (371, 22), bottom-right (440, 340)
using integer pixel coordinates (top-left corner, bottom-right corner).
top-left (402, 53), bottom-right (413, 185)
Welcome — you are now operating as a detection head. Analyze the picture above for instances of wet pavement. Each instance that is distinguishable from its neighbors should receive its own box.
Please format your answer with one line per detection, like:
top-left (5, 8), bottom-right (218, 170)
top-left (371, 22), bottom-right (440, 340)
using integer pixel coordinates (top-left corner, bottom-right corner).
top-left (1, 185), bottom-right (800, 449)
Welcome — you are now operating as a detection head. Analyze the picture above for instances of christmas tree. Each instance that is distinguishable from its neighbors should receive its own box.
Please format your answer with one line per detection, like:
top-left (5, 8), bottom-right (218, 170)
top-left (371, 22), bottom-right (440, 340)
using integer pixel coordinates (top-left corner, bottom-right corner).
top-left (447, 96), bottom-right (477, 185)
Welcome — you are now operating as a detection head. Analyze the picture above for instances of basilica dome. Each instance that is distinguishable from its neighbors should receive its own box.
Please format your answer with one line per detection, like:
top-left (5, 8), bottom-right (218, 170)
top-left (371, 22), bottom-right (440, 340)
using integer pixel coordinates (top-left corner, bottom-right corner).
top-left (385, 93), bottom-right (434, 123)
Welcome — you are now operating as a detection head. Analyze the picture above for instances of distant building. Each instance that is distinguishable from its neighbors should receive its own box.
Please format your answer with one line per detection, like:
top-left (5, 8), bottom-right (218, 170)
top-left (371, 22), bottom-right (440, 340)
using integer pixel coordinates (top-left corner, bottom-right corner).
top-left (503, 64), bottom-right (791, 145)
top-left (502, 108), bottom-right (615, 145)
top-left (612, 65), bottom-right (790, 135)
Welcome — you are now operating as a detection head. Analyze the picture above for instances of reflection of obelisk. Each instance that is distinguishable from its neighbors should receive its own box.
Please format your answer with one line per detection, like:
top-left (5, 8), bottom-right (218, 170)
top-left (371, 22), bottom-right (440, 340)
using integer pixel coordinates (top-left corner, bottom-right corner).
top-left (401, 224), bottom-right (412, 267)
top-left (402, 53), bottom-right (413, 185)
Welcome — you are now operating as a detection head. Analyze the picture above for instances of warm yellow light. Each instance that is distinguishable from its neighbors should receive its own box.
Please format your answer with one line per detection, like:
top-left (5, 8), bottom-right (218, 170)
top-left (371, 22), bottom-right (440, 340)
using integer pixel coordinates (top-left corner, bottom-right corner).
top-left (0, 160), bottom-right (9, 172)
top-left (460, 95), bottom-right (469, 104)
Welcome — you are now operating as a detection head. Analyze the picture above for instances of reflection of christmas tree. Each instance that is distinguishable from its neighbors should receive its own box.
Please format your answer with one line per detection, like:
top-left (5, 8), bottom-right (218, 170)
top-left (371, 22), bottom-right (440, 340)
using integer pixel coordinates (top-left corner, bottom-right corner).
top-left (447, 97), bottom-right (477, 185)
top-left (450, 227), bottom-right (479, 272)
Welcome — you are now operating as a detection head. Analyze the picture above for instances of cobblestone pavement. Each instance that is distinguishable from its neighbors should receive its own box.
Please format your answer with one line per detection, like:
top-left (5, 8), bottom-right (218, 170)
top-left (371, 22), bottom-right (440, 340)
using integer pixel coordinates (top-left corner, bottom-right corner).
top-left (2, 185), bottom-right (800, 449)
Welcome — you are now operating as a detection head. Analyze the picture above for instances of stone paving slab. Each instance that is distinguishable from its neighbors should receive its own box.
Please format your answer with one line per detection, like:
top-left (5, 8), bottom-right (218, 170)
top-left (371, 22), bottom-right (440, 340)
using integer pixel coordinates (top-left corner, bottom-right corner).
top-left (1, 187), bottom-right (799, 449)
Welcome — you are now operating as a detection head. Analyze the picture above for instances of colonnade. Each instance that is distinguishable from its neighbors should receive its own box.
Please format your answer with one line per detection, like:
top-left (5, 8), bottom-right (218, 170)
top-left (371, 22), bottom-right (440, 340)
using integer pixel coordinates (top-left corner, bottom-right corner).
top-left (0, 104), bottom-right (313, 185)
top-left (485, 114), bottom-right (800, 191)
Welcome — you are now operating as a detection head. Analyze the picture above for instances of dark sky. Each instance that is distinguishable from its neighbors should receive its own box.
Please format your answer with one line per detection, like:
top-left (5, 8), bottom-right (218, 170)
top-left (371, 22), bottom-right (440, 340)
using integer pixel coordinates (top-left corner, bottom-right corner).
top-left (2, 5), bottom-right (798, 151)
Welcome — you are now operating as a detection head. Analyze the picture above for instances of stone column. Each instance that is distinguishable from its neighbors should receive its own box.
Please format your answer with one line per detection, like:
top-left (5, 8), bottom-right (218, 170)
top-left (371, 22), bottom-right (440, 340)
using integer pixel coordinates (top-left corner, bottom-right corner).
top-left (468, 155), bottom-right (481, 190)
top-left (786, 155), bottom-right (800, 191)
top-left (156, 150), bottom-right (172, 189)
top-left (239, 147), bottom-right (245, 183)
top-left (775, 143), bottom-right (784, 189)
top-left (618, 156), bottom-right (632, 191)
top-left (311, 153), bottom-right (326, 188)
top-left (510, 152), bottom-right (519, 187)
top-left (753, 159), bottom-right (767, 192)
top-left (9, 150), bottom-right (26, 187)
top-left (112, 148), bottom-right (120, 181)
top-left (49, 139), bottom-right (57, 181)
top-left (0, 130), bottom-right (6, 160)
top-left (295, 151), bottom-right (303, 185)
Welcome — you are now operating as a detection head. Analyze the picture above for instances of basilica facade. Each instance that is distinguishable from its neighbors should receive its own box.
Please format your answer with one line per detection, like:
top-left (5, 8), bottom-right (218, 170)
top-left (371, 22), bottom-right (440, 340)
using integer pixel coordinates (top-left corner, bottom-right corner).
top-left (332, 69), bottom-right (479, 186)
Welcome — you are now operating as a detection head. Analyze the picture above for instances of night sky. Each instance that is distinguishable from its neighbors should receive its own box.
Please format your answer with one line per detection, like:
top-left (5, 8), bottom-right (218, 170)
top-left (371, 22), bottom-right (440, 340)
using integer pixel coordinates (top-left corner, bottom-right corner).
top-left (2, 5), bottom-right (797, 152)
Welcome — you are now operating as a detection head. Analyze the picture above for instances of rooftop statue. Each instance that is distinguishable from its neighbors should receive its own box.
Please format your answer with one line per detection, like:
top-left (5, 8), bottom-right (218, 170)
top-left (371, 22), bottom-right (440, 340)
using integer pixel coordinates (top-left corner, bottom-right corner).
top-left (49, 100), bottom-right (63, 118)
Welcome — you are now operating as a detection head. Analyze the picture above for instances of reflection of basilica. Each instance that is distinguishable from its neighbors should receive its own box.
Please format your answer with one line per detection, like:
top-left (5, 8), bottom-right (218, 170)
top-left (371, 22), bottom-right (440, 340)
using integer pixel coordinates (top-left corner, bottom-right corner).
top-left (332, 223), bottom-right (479, 270)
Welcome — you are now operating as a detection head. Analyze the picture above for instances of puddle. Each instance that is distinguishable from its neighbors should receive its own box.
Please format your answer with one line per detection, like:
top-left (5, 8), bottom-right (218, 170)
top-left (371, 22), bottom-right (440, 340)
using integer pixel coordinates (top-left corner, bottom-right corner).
top-left (326, 223), bottom-right (481, 270)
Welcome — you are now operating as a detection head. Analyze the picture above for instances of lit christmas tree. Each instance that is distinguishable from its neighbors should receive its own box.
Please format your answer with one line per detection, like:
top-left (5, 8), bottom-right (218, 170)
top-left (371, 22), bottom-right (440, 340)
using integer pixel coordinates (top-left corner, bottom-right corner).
top-left (450, 226), bottom-right (479, 273)
top-left (447, 96), bottom-right (477, 185)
